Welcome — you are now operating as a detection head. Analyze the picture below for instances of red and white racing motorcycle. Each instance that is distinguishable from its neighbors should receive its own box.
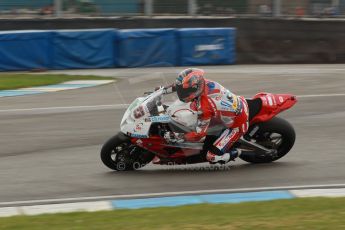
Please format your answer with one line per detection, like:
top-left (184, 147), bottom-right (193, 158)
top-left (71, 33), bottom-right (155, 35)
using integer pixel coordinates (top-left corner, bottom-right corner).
top-left (101, 87), bottom-right (297, 171)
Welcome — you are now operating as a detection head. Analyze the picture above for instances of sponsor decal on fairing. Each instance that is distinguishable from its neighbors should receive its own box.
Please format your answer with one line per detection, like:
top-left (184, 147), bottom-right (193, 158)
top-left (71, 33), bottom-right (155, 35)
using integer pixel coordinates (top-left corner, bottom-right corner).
top-left (145, 115), bottom-right (171, 123)
top-left (127, 132), bottom-right (148, 138)
top-left (279, 96), bottom-right (284, 103)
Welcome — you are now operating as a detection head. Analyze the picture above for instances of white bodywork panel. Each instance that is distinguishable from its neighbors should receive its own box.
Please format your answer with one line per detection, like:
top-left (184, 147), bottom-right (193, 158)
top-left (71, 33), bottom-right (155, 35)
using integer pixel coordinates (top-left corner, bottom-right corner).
top-left (120, 88), bottom-right (197, 138)
top-left (167, 100), bottom-right (197, 130)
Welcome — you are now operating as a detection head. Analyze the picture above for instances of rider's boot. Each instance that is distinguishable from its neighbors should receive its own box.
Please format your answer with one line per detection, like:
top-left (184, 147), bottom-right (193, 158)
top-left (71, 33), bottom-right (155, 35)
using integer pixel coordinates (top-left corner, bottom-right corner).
top-left (229, 148), bottom-right (241, 160)
top-left (206, 149), bottom-right (241, 164)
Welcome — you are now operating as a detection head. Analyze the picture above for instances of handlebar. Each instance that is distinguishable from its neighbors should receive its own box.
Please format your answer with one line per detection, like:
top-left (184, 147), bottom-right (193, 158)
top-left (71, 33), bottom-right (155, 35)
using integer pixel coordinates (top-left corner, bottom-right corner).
top-left (144, 84), bottom-right (175, 96)
top-left (143, 91), bottom-right (153, 96)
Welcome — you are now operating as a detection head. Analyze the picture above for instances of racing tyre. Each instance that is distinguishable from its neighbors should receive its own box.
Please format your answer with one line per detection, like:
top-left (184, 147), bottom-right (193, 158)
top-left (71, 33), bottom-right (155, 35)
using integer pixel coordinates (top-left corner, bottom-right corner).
top-left (239, 117), bottom-right (296, 163)
top-left (100, 132), bottom-right (155, 171)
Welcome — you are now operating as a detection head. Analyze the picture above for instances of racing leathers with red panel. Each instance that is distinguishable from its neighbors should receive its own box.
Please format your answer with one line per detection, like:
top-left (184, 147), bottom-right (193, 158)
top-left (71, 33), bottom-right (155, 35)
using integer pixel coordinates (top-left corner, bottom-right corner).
top-left (167, 68), bottom-right (249, 164)
top-left (185, 79), bottom-right (249, 163)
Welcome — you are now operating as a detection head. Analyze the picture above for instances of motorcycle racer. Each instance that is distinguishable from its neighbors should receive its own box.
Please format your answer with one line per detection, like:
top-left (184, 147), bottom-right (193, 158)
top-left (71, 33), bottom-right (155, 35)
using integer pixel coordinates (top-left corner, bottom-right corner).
top-left (165, 68), bottom-right (249, 164)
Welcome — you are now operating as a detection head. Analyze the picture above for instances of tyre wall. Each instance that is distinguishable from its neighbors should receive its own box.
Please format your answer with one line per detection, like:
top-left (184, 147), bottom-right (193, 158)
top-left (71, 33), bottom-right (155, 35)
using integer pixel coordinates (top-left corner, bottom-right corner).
top-left (0, 27), bottom-right (236, 71)
top-left (0, 17), bottom-right (343, 64)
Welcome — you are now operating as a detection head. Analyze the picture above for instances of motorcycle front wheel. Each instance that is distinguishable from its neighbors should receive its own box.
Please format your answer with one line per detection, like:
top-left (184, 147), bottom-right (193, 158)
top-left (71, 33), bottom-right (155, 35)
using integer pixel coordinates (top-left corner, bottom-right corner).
top-left (100, 132), bottom-right (155, 171)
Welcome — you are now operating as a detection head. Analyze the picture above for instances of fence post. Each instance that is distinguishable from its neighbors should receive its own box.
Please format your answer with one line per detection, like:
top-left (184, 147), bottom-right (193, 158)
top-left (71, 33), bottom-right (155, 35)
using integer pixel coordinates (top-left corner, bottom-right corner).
top-left (188, 0), bottom-right (197, 16)
top-left (145, 0), bottom-right (153, 16)
top-left (54, 0), bottom-right (63, 17)
top-left (332, 0), bottom-right (340, 7)
top-left (273, 0), bottom-right (281, 17)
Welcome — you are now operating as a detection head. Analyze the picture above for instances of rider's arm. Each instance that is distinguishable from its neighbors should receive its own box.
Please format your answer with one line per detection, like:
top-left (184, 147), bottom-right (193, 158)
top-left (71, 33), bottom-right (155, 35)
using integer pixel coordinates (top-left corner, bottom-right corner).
top-left (163, 83), bottom-right (176, 94)
top-left (184, 95), bottom-right (213, 142)
top-left (184, 117), bottom-right (211, 142)
top-left (154, 83), bottom-right (176, 94)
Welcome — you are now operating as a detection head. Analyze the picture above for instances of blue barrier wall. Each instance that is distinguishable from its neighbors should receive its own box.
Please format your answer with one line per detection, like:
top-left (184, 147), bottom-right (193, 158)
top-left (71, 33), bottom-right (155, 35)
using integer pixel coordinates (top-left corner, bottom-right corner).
top-left (0, 31), bottom-right (53, 71)
top-left (0, 28), bottom-right (236, 71)
top-left (117, 28), bottom-right (177, 67)
top-left (52, 29), bottom-right (116, 69)
top-left (178, 28), bottom-right (236, 66)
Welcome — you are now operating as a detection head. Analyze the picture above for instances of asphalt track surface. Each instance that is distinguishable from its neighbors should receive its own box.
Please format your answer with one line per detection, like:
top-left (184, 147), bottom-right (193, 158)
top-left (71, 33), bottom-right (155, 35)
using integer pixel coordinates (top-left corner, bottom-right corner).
top-left (0, 64), bottom-right (345, 204)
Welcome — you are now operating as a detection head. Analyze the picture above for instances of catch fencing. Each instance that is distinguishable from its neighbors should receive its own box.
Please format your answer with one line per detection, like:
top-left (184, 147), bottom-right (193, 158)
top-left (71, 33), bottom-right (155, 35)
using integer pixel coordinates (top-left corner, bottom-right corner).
top-left (0, 28), bottom-right (236, 71)
top-left (0, 1), bottom-right (343, 18)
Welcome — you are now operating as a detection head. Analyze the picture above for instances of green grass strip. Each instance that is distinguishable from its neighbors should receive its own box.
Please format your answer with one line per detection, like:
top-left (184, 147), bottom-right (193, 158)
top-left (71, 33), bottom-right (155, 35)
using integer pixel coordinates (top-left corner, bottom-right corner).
top-left (0, 197), bottom-right (344, 230)
top-left (0, 74), bottom-right (115, 90)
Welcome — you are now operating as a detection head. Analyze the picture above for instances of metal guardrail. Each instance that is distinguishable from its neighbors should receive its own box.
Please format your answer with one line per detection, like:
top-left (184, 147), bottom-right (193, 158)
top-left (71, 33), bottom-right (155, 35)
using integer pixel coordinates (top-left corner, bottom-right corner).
top-left (0, 0), bottom-right (343, 18)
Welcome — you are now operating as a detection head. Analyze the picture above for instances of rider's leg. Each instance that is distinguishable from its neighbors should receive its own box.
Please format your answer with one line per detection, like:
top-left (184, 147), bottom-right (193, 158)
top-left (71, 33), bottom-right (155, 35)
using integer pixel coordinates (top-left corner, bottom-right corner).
top-left (206, 97), bottom-right (249, 164)
top-left (206, 128), bottom-right (242, 163)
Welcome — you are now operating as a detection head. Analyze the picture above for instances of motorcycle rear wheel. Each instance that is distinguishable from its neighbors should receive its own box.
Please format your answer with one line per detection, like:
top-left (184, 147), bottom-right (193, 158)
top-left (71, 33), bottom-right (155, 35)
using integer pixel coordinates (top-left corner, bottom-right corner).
top-left (239, 117), bottom-right (296, 163)
top-left (100, 132), bottom-right (155, 171)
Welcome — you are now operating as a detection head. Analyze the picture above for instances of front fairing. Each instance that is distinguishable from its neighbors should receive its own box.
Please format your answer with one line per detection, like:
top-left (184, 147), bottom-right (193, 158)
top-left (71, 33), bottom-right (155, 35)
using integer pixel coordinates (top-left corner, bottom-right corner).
top-left (120, 97), bottom-right (148, 138)
top-left (120, 89), bottom-right (171, 138)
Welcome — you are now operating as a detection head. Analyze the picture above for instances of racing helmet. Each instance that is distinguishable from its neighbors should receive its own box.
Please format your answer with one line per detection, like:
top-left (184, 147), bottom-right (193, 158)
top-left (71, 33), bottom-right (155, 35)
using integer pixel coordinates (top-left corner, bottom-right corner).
top-left (175, 68), bottom-right (205, 103)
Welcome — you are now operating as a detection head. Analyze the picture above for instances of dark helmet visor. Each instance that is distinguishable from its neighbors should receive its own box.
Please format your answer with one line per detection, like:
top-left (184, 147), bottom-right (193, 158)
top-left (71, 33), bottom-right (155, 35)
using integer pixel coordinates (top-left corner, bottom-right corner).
top-left (176, 84), bottom-right (198, 102)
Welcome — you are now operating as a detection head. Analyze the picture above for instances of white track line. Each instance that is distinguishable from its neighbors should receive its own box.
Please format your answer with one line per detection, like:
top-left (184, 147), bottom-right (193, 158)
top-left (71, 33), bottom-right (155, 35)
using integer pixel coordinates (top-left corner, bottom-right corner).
top-left (290, 188), bottom-right (345, 198)
top-left (0, 93), bottom-right (344, 113)
top-left (1, 184), bottom-right (345, 207)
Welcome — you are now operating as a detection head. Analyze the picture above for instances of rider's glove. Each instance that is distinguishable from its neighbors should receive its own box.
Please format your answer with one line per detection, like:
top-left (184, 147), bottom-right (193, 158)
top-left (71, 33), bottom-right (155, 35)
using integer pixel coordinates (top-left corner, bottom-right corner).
top-left (154, 86), bottom-right (162, 91)
top-left (175, 133), bottom-right (185, 143)
top-left (164, 132), bottom-right (184, 143)
top-left (155, 85), bottom-right (175, 94)
top-left (154, 86), bottom-right (169, 95)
